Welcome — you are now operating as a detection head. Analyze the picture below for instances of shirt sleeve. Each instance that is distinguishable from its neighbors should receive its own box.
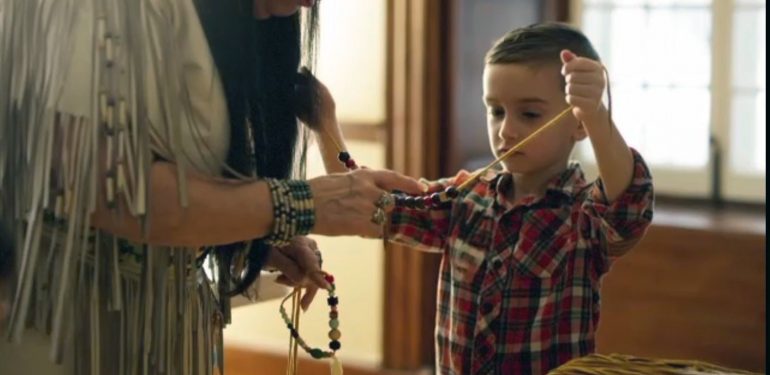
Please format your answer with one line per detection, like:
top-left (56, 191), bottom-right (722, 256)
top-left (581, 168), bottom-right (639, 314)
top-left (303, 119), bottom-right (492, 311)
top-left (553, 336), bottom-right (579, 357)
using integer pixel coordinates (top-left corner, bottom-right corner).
top-left (387, 170), bottom-right (473, 253)
top-left (581, 148), bottom-right (654, 258)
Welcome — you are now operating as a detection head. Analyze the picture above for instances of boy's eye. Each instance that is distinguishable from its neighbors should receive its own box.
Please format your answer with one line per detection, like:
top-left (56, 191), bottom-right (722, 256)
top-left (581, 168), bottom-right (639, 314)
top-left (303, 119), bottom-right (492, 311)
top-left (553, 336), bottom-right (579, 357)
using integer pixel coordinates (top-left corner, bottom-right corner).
top-left (488, 107), bottom-right (505, 119)
top-left (521, 110), bottom-right (541, 120)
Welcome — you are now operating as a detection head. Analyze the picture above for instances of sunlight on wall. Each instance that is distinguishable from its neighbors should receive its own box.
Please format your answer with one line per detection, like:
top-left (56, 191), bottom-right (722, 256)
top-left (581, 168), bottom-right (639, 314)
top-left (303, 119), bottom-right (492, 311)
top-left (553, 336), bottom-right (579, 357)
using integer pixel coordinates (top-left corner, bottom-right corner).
top-left (315, 0), bottom-right (386, 124)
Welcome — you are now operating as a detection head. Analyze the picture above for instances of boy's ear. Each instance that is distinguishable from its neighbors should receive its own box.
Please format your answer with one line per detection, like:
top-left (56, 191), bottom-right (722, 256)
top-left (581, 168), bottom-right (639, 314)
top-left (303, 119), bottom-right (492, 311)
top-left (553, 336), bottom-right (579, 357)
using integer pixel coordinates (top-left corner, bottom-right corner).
top-left (573, 121), bottom-right (589, 141)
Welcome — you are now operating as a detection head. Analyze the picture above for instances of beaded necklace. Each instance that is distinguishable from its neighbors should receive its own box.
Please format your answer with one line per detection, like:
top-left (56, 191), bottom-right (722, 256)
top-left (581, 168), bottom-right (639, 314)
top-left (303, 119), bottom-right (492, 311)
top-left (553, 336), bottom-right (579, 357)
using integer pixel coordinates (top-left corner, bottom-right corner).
top-left (282, 273), bottom-right (342, 375)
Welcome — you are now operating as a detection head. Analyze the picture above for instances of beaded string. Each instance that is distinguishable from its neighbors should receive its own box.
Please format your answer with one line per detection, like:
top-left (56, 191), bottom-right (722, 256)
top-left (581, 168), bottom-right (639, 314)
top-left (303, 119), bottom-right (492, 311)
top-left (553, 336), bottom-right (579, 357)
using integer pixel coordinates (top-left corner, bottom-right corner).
top-left (322, 105), bottom-right (575, 206)
top-left (282, 273), bottom-right (342, 375)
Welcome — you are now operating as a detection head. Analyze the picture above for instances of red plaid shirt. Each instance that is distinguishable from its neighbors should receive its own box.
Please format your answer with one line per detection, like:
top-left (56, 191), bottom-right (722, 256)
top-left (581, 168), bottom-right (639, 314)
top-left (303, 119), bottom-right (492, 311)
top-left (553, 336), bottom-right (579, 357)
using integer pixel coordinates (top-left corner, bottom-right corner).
top-left (389, 149), bottom-right (654, 375)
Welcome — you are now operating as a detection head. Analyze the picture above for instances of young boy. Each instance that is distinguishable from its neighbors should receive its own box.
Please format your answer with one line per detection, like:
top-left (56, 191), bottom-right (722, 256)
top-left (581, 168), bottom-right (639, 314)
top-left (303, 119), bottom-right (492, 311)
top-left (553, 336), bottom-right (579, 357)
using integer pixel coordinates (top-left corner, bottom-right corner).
top-left (304, 22), bottom-right (653, 375)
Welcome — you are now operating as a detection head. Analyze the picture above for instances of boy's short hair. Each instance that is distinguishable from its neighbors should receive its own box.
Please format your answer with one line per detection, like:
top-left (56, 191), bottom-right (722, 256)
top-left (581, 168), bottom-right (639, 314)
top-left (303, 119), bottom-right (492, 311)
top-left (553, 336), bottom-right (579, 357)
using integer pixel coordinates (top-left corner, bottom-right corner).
top-left (486, 22), bottom-right (601, 67)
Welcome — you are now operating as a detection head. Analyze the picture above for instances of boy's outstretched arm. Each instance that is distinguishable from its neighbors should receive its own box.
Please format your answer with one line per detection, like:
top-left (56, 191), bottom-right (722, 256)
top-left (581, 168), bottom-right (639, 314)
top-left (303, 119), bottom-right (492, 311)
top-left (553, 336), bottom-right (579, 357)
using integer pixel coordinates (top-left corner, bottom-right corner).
top-left (561, 50), bottom-right (634, 203)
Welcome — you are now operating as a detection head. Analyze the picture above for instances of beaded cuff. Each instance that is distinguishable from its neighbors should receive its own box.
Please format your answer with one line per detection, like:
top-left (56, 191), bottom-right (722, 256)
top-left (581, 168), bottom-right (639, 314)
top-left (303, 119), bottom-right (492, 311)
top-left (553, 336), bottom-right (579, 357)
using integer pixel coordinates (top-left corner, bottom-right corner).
top-left (264, 179), bottom-right (315, 247)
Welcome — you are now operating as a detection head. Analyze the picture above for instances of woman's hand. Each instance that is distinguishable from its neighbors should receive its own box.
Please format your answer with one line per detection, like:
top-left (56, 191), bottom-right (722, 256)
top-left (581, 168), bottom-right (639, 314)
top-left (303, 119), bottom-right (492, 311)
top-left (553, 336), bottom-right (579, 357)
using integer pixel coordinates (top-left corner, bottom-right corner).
top-left (265, 236), bottom-right (329, 311)
top-left (309, 169), bottom-right (425, 238)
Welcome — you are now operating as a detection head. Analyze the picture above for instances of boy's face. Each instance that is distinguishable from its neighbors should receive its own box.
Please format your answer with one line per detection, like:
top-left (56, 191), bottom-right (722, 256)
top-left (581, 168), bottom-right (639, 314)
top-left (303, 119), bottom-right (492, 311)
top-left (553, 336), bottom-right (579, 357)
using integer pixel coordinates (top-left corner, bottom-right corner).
top-left (483, 62), bottom-right (586, 175)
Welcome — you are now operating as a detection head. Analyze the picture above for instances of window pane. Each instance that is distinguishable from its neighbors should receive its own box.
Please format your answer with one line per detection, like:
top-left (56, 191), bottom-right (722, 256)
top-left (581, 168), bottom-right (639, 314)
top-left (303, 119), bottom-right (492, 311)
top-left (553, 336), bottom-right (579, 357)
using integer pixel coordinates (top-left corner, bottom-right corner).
top-left (606, 7), bottom-right (647, 85)
top-left (581, 2), bottom-right (712, 169)
top-left (730, 4), bottom-right (766, 174)
top-left (576, 84), bottom-right (710, 167)
top-left (730, 92), bottom-right (766, 173)
top-left (731, 8), bottom-right (765, 89)
top-left (585, 0), bottom-right (710, 5)
top-left (645, 8), bottom-right (711, 87)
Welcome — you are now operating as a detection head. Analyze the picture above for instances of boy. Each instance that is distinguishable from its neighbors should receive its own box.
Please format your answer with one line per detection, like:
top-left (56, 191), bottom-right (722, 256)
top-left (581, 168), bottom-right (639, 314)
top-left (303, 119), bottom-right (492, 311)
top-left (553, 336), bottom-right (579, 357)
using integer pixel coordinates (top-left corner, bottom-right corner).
top-left (304, 22), bottom-right (654, 375)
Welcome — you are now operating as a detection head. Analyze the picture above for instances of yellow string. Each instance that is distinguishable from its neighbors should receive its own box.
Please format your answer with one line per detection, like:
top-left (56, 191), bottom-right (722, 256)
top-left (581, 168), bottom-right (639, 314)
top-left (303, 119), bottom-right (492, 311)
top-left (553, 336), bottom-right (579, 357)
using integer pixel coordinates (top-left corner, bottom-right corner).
top-left (319, 106), bottom-right (575, 195)
top-left (286, 288), bottom-right (302, 375)
top-left (548, 353), bottom-right (762, 375)
top-left (456, 105), bottom-right (574, 191)
top-left (321, 127), bottom-right (345, 156)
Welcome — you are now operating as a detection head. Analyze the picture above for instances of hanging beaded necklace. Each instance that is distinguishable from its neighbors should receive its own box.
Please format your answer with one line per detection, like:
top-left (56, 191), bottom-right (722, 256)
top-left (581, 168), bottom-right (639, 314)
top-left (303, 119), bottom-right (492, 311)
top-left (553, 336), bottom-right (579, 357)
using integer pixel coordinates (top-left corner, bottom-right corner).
top-left (282, 273), bottom-right (342, 375)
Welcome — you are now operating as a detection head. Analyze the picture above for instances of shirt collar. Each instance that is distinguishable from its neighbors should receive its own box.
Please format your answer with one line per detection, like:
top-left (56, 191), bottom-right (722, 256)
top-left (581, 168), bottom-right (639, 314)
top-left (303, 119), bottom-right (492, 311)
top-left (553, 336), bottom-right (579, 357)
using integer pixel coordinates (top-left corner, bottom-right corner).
top-left (487, 161), bottom-right (587, 208)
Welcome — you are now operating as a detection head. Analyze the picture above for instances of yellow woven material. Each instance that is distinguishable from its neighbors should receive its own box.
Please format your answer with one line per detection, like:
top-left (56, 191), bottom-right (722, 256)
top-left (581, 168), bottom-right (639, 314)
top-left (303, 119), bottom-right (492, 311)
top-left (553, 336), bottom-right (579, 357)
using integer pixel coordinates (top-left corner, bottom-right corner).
top-left (548, 354), bottom-right (763, 375)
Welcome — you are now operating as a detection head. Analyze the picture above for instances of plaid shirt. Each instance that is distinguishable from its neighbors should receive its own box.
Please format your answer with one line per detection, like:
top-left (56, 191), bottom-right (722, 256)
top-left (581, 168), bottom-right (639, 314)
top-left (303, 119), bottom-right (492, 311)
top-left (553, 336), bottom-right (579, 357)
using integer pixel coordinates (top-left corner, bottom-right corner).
top-left (389, 149), bottom-right (654, 375)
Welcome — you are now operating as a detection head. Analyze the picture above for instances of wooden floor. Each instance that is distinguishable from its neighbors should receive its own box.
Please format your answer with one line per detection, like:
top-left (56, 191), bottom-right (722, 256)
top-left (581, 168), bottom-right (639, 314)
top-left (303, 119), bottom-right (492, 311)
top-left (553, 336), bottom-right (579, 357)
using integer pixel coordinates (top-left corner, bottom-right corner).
top-left (224, 346), bottom-right (432, 375)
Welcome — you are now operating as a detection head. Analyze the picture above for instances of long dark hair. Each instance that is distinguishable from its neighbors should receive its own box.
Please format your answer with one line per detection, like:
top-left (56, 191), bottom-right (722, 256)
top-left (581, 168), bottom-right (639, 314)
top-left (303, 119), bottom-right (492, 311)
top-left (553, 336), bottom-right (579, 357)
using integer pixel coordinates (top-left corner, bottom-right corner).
top-left (193, 0), bottom-right (320, 297)
top-left (0, 220), bottom-right (13, 316)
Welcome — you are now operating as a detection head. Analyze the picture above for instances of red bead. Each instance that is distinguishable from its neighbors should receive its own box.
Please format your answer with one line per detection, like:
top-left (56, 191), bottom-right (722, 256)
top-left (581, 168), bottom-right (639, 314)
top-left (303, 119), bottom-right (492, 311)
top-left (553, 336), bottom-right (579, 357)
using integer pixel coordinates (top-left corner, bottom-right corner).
top-left (345, 159), bottom-right (357, 169)
top-left (422, 196), bottom-right (433, 207)
top-left (325, 274), bottom-right (335, 284)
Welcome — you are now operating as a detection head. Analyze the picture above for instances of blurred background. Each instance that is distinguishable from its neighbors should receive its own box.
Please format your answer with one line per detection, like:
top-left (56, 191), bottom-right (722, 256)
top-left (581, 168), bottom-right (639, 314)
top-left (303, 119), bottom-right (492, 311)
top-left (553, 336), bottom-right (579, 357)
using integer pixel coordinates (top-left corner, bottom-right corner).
top-left (224, 1), bottom-right (766, 374)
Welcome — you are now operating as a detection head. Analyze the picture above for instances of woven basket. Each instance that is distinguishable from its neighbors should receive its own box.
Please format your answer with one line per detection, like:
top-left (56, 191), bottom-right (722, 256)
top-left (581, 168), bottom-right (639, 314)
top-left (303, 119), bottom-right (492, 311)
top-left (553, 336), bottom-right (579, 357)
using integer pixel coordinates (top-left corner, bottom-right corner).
top-left (548, 353), bottom-right (764, 375)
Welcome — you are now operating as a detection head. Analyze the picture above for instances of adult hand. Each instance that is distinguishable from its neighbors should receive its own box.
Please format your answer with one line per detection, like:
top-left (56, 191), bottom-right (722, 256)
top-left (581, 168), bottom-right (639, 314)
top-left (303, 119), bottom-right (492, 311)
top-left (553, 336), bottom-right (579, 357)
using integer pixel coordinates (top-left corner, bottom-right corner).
top-left (309, 169), bottom-right (425, 238)
top-left (265, 236), bottom-right (329, 311)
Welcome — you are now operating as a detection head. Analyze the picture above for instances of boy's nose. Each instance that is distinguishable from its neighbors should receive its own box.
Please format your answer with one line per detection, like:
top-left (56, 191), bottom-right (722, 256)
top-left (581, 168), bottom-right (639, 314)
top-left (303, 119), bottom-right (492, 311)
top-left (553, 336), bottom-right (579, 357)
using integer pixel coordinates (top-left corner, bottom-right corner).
top-left (498, 117), bottom-right (520, 142)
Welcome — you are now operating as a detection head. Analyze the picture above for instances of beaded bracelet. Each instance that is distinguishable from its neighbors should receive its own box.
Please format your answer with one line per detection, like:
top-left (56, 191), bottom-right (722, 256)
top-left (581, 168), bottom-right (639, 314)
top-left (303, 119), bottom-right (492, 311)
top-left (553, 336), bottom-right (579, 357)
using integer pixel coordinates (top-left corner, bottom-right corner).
top-left (264, 179), bottom-right (315, 247)
top-left (280, 274), bottom-right (342, 371)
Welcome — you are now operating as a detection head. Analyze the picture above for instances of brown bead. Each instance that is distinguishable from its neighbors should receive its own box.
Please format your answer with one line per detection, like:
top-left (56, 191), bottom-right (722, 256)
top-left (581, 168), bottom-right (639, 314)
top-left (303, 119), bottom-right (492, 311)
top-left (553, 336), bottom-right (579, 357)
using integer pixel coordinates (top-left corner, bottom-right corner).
top-left (328, 329), bottom-right (342, 341)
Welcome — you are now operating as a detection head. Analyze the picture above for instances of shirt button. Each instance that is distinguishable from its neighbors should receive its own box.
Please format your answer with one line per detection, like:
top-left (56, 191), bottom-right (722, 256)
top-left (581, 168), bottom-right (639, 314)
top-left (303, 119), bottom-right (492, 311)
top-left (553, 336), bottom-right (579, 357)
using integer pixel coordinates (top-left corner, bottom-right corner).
top-left (481, 302), bottom-right (494, 315)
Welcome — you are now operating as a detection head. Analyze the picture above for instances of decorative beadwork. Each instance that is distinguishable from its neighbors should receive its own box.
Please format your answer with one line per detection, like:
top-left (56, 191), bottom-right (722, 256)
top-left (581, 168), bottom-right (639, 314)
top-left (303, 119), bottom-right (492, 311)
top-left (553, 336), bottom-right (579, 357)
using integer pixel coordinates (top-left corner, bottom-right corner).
top-left (264, 179), bottom-right (315, 246)
top-left (280, 273), bottom-right (341, 359)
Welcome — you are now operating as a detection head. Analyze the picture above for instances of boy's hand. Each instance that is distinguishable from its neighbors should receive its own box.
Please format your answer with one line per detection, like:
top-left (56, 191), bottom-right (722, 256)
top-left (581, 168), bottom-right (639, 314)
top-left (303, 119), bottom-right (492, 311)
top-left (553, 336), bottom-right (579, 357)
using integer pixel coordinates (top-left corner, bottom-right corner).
top-left (560, 49), bottom-right (607, 125)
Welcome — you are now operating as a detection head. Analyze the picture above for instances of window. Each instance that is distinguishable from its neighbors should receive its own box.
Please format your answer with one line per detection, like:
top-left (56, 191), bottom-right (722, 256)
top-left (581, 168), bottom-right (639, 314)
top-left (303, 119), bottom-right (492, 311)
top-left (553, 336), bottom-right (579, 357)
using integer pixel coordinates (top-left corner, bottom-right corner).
top-left (571, 0), bottom-right (765, 203)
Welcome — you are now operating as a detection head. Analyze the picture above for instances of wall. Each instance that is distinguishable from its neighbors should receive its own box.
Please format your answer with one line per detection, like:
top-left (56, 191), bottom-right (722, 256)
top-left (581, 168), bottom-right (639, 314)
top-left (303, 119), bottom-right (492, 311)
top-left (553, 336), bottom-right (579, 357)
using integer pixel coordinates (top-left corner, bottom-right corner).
top-left (596, 210), bottom-right (766, 373)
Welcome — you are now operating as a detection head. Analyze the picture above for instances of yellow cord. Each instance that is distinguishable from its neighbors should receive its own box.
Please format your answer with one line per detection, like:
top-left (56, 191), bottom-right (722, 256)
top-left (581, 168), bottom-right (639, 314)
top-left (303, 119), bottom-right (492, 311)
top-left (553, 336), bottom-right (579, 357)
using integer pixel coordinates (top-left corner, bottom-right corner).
top-left (318, 105), bottom-right (576, 195)
top-left (456, 105), bottom-right (574, 191)
top-left (286, 288), bottom-right (302, 375)
top-left (321, 127), bottom-right (345, 156)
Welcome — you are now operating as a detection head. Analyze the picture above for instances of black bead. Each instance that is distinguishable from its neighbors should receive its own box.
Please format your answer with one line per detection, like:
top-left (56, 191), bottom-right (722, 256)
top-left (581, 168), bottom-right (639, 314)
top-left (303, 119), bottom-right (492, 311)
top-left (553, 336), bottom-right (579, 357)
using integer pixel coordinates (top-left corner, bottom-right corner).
top-left (405, 196), bottom-right (417, 208)
top-left (327, 296), bottom-right (339, 306)
top-left (395, 195), bottom-right (407, 207)
top-left (329, 340), bottom-right (341, 350)
top-left (430, 193), bottom-right (442, 205)
top-left (445, 186), bottom-right (459, 198)
top-left (338, 152), bottom-right (351, 162)
top-left (414, 197), bottom-right (425, 209)
top-left (481, 302), bottom-right (494, 315)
